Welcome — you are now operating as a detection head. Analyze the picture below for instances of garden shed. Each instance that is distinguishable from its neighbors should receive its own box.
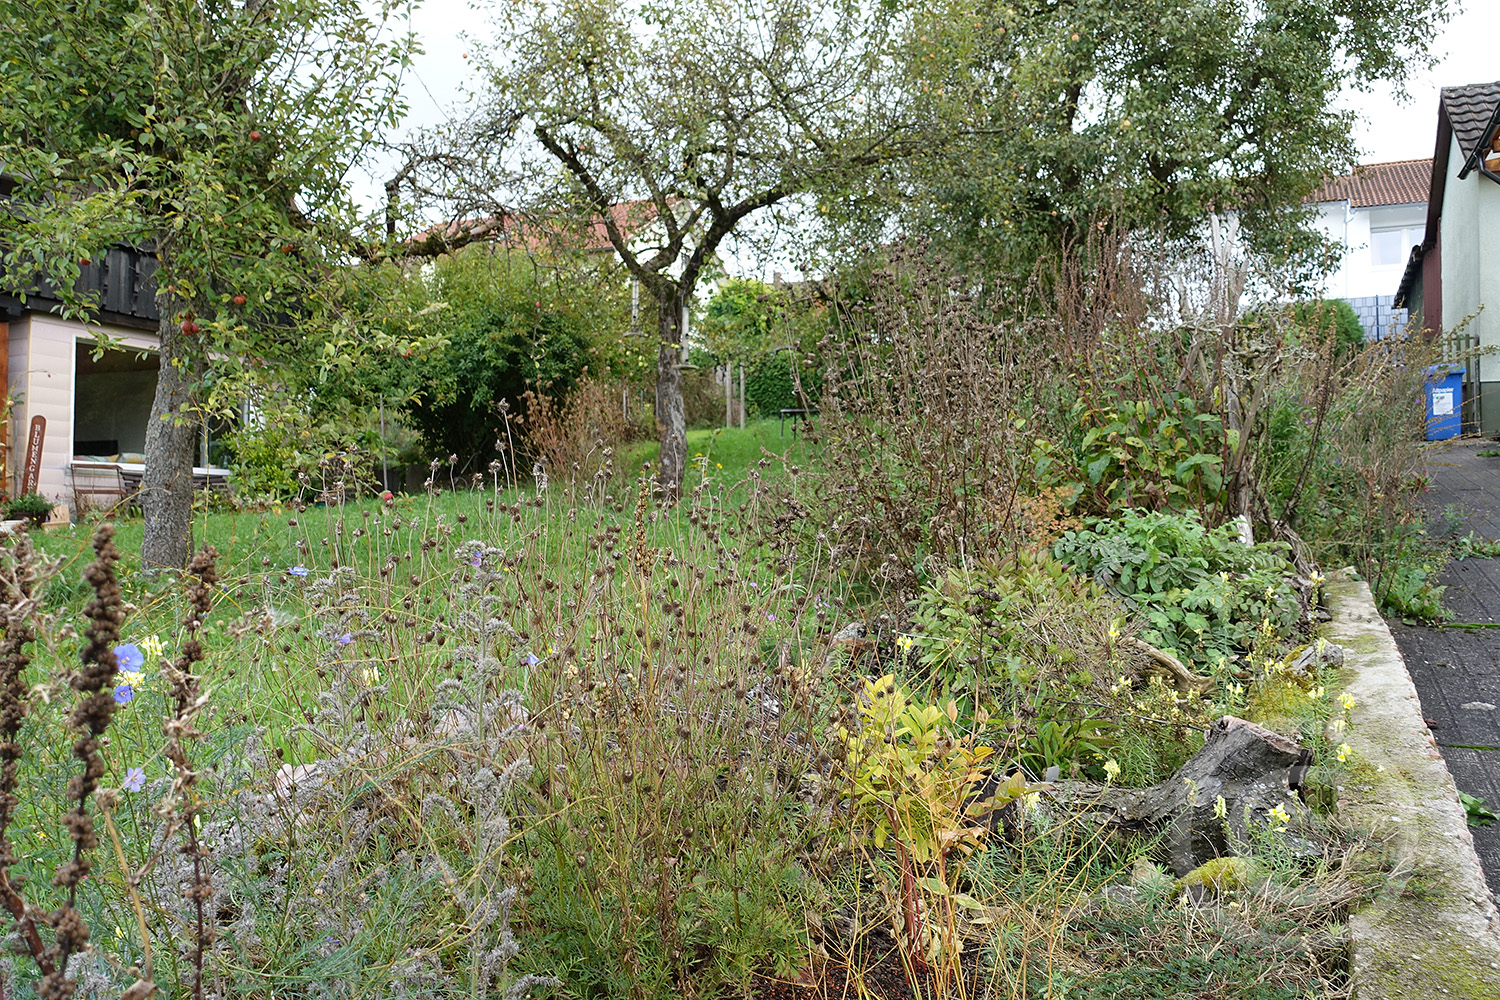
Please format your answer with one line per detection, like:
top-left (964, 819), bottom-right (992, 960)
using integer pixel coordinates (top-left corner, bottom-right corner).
top-left (0, 245), bottom-right (162, 507)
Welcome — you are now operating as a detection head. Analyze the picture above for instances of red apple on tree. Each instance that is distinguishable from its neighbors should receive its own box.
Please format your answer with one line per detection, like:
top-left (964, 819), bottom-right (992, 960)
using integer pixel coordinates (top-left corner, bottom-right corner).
top-left (249, 130), bottom-right (262, 141)
top-left (232, 294), bottom-right (247, 305)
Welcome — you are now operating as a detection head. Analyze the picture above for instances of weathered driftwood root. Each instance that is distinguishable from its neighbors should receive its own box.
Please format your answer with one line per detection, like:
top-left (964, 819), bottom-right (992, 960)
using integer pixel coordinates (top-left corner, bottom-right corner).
top-left (1124, 636), bottom-right (1214, 694)
top-left (1012, 716), bottom-right (1310, 875)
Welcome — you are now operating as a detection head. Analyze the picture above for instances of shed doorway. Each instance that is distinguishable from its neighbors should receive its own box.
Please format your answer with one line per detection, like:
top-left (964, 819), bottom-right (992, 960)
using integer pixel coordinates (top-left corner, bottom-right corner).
top-left (73, 342), bottom-right (158, 462)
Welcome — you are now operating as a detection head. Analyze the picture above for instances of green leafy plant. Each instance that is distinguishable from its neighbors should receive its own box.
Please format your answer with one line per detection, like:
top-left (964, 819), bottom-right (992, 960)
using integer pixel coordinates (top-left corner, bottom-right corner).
top-left (1289, 299), bottom-right (1365, 356)
top-left (1379, 558), bottom-right (1449, 621)
top-left (1453, 531), bottom-right (1500, 561)
top-left (1035, 389), bottom-right (1226, 518)
top-left (839, 674), bottom-right (1031, 978)
top-left (1052, 509), bottom-right (1302, 672)
top-left (904, 551), bottom-right (1124, 773)
top-left (1462, 791), bottom-right (1498, 826)
top-left (5, 492), bottom-right (53, 522)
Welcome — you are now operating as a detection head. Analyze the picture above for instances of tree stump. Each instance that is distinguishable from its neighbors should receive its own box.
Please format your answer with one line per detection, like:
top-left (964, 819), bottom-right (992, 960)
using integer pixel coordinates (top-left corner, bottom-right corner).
top-left (998, 716), bottom-right (1311, 875)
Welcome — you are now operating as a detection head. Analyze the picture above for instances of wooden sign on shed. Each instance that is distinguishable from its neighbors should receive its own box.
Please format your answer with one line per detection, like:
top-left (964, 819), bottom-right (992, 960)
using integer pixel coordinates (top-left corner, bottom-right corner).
top-left (20, 416), bottom-right (45, 496)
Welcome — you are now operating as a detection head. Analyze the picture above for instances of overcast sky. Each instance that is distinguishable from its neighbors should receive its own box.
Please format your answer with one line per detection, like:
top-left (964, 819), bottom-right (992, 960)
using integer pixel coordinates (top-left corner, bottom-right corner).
top-left (1338, 3), bottom-right (1500, 164)
top-left (357, 0), bottom-right (1500, 270)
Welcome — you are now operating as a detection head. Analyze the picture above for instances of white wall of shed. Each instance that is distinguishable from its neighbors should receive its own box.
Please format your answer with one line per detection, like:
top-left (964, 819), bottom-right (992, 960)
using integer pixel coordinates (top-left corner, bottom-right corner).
top-left (8, 315), bottom-right (158, 504)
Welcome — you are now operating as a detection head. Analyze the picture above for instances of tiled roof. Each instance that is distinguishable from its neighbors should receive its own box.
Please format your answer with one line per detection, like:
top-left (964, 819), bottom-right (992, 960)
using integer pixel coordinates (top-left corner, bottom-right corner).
top-left (1309, 159), bottom-right (1432, 207)
top-left (1442, 82), bottom-right (1500, 174)
top-left (414, 200), bottom-right (663, 255)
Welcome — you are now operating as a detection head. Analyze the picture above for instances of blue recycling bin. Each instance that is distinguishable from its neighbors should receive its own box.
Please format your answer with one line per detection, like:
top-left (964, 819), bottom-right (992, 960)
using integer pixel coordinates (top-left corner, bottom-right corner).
top-left (1425, 364), bottom-right (1465, 440)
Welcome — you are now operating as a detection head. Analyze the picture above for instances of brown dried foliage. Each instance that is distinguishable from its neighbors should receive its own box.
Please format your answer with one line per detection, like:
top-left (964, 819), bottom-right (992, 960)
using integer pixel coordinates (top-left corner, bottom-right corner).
top-left (518, 377), bottom-right (644, 482)
top-left (797, 246), bottom-right (1061, 600)
top-left (163, 547), bottom-right (220, 1000)
top-left (39, 525), bottom-right (124, 998)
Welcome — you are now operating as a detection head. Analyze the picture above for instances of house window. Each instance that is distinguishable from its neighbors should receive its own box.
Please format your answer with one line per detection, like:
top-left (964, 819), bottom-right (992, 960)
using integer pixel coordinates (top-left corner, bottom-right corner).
top-left (1371, 226), bottom-right (1424, 268)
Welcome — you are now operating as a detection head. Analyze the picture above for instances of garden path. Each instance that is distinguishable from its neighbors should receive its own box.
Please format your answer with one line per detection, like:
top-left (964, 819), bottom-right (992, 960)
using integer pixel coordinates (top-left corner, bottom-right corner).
top-left (1388, 437), bottom-right (1500, 899)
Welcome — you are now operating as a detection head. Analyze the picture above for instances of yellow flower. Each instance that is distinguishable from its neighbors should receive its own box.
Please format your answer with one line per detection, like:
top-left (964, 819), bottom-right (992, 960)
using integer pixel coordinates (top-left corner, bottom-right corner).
top-left (119, 670), bottom-right (144, 687)
top-left (1336, 742), bottom-right (1352, 763)
top-left (1103, 759), bottom-right (1120, 783)
top-left (1214, 795), bottom-right (1228, 820)
top-left (360, 667), bottom-right (381, 686)
top-left (139, 635), bottom-right (165, 662)
top-left (1339, 692), bottom-right (1356, 711)
top-left (1330, 718), bottom-right (1347, 734)
top-left (1268, 803), bottom-right (1290, 832)
top-left (895, 634), bottom-right (916, 652)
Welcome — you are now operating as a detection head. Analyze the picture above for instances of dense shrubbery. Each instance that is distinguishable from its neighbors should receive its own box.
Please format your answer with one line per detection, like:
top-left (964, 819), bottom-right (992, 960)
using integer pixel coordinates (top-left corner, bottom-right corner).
top-left (1053, 510), bottom-right (1304, 673)
top-left (699, 278), bottom-right (827, 418)
top-left (1036, 390), bottom-right (1226, 518)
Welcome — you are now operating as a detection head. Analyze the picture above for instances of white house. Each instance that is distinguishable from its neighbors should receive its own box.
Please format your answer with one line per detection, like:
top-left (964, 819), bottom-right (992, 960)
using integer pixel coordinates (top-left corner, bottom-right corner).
top-left (1309, 158), bottom-right (1431, 339)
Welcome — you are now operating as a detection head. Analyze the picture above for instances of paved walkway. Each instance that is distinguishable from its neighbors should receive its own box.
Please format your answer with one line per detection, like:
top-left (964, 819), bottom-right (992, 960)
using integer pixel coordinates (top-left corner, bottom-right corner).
top-left (1389, 438), bottom-right (1500, 898)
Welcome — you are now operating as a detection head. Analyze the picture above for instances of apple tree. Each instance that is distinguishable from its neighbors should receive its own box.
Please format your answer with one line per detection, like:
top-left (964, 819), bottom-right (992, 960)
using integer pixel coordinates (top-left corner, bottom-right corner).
top-left (397, 0), bottom-right (919, 498)
top-left (0, 0), bottom-right (411, 566)
top-left (895, 0), bottom-right (1454, 280)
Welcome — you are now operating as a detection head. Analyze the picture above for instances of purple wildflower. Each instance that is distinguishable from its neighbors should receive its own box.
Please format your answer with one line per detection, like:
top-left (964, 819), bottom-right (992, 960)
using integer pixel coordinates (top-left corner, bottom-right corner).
top-left (337, 632), bottom-right (354, 646)
top-left (114, 643), bottom-right (144, 672)
top-left (113, 684), bottom-right (134, 705)
top-left (288, 565), bottom-right (309, 577)
top-left (470, 552), bottom-right (483, 568)
top-left (123, 768), bottom-right (145, 793)
top-left (767, 613), bottom-right (776, 622)
top-left (522, 652), bottom-right (540, 667)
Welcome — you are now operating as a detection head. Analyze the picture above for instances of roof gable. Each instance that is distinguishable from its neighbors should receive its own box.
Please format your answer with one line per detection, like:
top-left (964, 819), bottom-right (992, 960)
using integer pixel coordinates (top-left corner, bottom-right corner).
top-left (1441, 82), bottom-right (1500, 179)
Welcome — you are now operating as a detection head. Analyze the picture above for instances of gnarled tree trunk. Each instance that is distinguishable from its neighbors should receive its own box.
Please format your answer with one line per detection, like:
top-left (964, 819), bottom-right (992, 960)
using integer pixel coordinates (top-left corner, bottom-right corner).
top-left (655, 286), bottom-right (686, 499)
top-left (141, 275), bottom-right (200, 569)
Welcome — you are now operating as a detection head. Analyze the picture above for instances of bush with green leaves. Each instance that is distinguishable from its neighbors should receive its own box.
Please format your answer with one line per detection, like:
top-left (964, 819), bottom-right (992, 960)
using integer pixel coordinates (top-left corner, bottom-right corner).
top-left (697, 279), bottom-right (827, 418)
top-left (1033, 388), bottom-right (1226, 519)
top-left (902, 550), bottom-right (1124, 775)
top-left (343, 249), bottom-right (630, 473)
top-left (5, 492), bottom-right (53, 521)
top-left (742, 351), bottom-right (823, 417)
top-left (1289, 298), bottom-right (1365, 354)
top-left (1051, 509), bottom-right (1303, 673)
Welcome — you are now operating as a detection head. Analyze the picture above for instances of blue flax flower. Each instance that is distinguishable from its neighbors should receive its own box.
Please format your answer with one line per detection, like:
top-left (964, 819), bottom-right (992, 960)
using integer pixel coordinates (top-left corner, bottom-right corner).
top-left (113, 643), bottom-right (143, 673)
